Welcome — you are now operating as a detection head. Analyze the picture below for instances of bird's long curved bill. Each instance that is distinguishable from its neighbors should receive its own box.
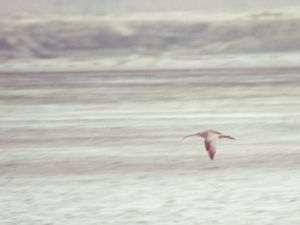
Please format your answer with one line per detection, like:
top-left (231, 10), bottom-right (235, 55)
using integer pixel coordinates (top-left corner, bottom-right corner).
top-left (182, 134), bottom-right (198, 140)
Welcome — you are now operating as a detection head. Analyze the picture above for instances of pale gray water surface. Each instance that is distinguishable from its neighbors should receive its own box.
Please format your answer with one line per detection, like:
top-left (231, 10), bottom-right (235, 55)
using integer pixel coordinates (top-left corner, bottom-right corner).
top-left (0, 68), bottom-right (300, 224)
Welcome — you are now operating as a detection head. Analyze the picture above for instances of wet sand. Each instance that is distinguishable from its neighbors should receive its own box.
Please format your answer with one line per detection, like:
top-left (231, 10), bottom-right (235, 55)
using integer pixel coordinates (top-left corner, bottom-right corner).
top-left (1, 68), bottom-right (300, 224)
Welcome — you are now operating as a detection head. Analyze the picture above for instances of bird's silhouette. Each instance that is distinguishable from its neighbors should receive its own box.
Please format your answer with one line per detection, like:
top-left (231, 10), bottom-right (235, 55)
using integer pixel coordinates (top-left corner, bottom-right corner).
top-left (183, 130), bottom-right (235, 160)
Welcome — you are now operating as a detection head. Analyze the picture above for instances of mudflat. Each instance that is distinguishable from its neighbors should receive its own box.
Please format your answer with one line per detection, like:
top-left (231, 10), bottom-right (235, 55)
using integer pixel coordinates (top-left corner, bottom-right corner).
top-left (1, 68), bottom-right (300, 224)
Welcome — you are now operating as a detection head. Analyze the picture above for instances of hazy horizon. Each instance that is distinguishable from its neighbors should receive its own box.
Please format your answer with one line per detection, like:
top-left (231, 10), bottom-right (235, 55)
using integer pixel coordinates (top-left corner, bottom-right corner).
top-left (1, 0), bottom-right (300, 15)
top-left (1, 1), bottom-right (300, 71)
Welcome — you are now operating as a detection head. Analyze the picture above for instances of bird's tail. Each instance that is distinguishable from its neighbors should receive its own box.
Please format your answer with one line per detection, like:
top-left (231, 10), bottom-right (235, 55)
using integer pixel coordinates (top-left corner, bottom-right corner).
top-left (220, 135), bottom-right (235, 140)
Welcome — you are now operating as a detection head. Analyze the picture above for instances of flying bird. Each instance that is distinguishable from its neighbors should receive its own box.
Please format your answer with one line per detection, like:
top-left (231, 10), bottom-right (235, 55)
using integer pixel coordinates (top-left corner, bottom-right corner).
top-left (183, 130), bottom-right (235, 160)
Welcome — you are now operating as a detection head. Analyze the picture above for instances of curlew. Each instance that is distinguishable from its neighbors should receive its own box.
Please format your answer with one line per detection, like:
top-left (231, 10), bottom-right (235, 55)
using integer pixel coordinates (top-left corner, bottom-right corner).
top-left (183, 130), bottom-right (235, 160)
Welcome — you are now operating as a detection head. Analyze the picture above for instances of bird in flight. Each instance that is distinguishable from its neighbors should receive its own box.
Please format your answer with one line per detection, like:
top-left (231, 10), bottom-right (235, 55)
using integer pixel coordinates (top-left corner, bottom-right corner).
top-left (183, 130), bottom-right (235, 160)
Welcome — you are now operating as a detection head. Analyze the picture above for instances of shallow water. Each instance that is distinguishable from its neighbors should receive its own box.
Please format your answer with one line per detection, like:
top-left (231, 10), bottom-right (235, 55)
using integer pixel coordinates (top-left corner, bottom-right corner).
top-left (1, 68), bottom-right (300, 224)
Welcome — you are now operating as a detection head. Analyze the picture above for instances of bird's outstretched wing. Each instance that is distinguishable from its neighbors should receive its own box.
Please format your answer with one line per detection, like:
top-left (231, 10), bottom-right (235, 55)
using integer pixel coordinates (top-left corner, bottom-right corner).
top-left (204, 139), bottom-right (217, 160)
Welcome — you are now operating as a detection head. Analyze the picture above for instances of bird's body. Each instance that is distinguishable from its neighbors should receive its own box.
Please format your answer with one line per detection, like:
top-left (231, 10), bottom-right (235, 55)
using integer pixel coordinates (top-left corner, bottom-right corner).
top-left (183, 130), bottom-right (235, 160)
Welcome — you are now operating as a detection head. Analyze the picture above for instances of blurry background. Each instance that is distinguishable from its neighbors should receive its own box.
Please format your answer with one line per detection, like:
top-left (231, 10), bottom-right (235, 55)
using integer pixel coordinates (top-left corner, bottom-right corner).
top-left (1, 0), bottom-right (300, 70)
top-left (1, 1), bottom-right (300, 225)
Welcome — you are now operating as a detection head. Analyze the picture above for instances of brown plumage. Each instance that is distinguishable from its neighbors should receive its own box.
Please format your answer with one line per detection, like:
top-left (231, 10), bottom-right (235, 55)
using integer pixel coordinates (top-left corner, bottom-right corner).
top-left (183, 130), bottom-right (235, 160)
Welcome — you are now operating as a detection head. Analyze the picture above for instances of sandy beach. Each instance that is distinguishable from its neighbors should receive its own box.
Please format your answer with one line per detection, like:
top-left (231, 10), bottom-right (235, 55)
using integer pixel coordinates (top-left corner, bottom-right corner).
top-left (1, 68), bottom-right (300, 224)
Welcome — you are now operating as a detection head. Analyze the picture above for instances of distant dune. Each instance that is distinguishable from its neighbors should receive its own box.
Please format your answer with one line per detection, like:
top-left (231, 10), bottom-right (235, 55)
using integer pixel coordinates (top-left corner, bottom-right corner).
top-left (1, 12), bottom-right (300, 71)
top-left (0, 12), bottom-right (300, 60)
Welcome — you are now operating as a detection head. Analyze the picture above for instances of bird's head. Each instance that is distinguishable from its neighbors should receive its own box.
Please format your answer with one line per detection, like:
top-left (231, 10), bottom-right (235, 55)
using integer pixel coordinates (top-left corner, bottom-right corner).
top-left (182, 131), bottom-right (205, 140)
